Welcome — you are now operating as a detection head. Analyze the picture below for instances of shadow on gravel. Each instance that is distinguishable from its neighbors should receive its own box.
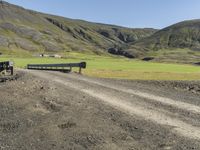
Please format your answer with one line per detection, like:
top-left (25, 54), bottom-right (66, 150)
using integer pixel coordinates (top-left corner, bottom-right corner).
top-left (0, 75), bottom-right (19, 82)
top-left (0, 73), bottom-right (21, 83)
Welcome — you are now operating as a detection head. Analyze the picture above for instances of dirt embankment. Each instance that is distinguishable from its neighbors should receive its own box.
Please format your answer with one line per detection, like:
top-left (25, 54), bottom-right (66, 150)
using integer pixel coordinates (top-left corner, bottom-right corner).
top-left (132, 80), bottom-right (200, 95)
top-left (0, 70), bottom-right (200, 150)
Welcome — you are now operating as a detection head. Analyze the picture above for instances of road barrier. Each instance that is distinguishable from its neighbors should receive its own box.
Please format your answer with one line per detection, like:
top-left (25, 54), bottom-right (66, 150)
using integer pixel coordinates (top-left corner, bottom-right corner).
top-left (27, 62), bottom-right (86, 74)
top-left (0, 61), bottom-right (14, 75)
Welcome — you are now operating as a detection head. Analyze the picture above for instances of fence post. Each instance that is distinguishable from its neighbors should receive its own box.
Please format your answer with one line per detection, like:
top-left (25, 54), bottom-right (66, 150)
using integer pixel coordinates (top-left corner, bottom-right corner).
top-left (9, 61), bottom-right (14, 76)
top-left (79, 67), bottom-right (82, 74)
top-left (70, 66), bottom-right (72, 72)
top-left (10, 66), bottom-right (13, 75)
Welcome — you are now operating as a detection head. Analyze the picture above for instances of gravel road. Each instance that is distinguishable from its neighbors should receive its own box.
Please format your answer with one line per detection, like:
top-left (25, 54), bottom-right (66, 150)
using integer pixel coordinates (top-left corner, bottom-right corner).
top-left (0, 70), bottom-right (200, 149)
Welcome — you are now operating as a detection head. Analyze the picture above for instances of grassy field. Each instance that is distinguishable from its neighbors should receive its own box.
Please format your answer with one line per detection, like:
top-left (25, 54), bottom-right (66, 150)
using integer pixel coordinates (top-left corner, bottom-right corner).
top-left (1, 52), bottom-right (200, 80)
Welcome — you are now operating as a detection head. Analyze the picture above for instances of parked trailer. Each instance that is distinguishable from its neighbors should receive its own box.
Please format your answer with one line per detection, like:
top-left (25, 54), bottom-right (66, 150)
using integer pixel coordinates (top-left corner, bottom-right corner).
top-left (27, 62), bottom-right (86, 74)
top-left (0, 61), bottom-right (14, 75)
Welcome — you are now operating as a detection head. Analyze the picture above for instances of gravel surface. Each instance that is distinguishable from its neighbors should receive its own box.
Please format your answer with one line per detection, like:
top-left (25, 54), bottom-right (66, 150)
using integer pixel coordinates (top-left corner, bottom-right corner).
top-left (0, 70), bottom-right (200, 150)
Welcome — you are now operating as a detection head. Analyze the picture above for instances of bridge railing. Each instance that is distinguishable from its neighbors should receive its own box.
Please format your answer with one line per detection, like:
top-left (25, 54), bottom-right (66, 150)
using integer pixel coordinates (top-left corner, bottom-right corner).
top-left (27, 62), bottom-right (86, 74)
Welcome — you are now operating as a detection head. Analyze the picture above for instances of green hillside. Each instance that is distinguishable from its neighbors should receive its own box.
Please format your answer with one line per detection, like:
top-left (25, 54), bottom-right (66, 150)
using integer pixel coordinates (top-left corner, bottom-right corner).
top-left (128, 20), bottom-right (200, 63)
top-left (0, 1), bottom-right (156, 58)
top-left (1, 1), bottom-right (200, 64)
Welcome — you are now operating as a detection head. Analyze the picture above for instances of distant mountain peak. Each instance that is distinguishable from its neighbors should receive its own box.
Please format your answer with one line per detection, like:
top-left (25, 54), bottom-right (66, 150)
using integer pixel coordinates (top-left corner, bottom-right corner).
top-left (0, 0), bottom-right (12, 6)
top-left (0, 0), bottom-right (25, 9)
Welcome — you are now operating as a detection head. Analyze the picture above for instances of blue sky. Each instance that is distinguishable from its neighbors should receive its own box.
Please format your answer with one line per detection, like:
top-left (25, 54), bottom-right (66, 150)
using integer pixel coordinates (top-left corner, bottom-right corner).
top-left (5, 0), bottom-right (200, 29)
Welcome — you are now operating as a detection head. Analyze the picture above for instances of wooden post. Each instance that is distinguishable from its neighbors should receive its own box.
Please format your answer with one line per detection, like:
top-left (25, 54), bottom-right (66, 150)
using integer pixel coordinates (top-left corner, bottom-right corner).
top-left (70, 66), bottom-right (72, 72)
top-left (10, 66), bottom-right (13, 75)
top-left (79, 67), bottom-right (82, 74)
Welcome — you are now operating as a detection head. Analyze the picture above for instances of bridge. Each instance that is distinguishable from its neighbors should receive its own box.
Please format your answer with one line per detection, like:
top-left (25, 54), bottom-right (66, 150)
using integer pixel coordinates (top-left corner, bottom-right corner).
top-left (27, 62), bottom-right (86, 74)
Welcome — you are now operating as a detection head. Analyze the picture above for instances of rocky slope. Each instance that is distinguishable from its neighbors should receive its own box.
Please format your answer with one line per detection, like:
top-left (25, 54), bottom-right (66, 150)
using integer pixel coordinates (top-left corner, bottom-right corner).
top-left (0, 1), bottom-right (156, 57)
top-left (134, 20), bottom-right (200, 50)
top-left (1, 1), bottom-right (200, 63)
top-left (127, 20), bottom-right (200, 63)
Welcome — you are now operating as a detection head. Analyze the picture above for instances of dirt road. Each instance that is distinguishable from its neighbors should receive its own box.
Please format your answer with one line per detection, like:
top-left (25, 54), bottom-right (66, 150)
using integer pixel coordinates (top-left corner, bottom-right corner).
top-left (0, 70), bottom-right (200, 149)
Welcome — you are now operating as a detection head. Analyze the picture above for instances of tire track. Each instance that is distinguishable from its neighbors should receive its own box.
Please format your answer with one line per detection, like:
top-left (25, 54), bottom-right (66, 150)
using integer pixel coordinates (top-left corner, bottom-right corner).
top-left (25, 70), bottom-right (200, 140)
top-left (65, 74), bottom-right (200, 115)
top-left (82, 89), bottom-right (200, 140)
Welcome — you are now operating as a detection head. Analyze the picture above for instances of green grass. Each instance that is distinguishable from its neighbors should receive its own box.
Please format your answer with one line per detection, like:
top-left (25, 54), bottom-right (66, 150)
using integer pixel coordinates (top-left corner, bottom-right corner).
top-left (1, 52), bottom-right (200, 80)
top-left (146, 48), bottom-right (200, 63)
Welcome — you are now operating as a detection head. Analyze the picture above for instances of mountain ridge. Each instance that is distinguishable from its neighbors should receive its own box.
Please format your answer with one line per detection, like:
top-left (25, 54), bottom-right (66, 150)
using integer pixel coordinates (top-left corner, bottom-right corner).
top-left (0, 1), bottom-right (200, 63)
top-left (0, 0), bottom-right (157, 58)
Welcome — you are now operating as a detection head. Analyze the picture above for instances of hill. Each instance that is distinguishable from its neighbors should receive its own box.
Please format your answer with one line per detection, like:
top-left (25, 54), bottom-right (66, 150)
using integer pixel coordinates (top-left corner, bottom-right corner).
top-left (135, 20), bottom-right (200, 50)
top-left (1, 1), bottom-right (200, 64)
top-left (0, 1), bottom-right (156, 58)
top-left (128, 20), bottom-right (200, 63)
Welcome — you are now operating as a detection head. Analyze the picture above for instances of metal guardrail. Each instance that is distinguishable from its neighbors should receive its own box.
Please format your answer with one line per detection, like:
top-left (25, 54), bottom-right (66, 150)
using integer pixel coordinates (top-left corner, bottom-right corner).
top-left (27, 62), bottom-right (86, 74)
top-left (0, 61), bottom-right (14, 75)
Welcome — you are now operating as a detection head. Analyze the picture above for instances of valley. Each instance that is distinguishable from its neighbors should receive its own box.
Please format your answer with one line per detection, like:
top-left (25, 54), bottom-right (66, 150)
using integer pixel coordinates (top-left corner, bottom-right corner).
top-left (0, 1), bottom-right (200, 63)
top-left (0, 1), bottom-right (200, 149)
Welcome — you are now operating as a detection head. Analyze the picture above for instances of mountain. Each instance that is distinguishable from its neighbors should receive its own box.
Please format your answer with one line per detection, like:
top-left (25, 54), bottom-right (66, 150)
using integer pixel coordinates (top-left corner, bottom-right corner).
top-left (0, 1), bottom-right (156, 57)
top-left (128, 20), bottom-right (200, 63)
top-left (1, 1), bottom-right (200, 64)
top-left (134, 19), bottom-right (200, 50)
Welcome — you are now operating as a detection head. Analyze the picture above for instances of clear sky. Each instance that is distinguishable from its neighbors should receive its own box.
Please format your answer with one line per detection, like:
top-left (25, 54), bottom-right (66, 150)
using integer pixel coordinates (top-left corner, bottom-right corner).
top-left (5, 0), bottom-right (200, 29)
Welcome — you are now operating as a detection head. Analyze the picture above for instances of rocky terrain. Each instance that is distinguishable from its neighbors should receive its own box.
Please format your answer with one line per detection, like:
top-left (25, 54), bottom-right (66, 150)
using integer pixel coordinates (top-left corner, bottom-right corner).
top-left (128, 20), bottom-right (200, 63)
top-left (0, 1), bottom-right (156, 58)
top-left (134, 20), bottom-right (200, 50)
top-left (0, 70), bottom-right (200, 149)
